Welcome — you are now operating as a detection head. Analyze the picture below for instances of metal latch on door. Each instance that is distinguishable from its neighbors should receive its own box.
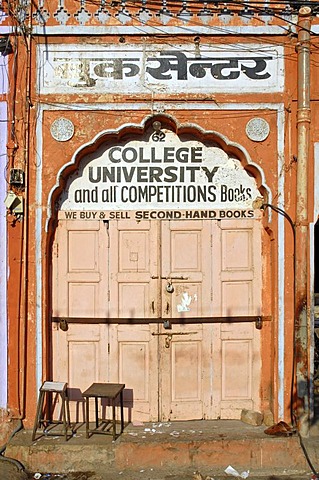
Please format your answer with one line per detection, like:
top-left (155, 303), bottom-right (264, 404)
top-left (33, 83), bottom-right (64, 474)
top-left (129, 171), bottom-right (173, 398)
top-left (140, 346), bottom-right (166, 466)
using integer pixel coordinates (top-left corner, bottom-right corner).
top-left (59, 318), bottom-right (68, 331)
top-left (152, 331), bottom-right (197, 348)
top-left (151, 275), bottom-right (189, 280)
top-left (151, 275), bottom-right (189, 294)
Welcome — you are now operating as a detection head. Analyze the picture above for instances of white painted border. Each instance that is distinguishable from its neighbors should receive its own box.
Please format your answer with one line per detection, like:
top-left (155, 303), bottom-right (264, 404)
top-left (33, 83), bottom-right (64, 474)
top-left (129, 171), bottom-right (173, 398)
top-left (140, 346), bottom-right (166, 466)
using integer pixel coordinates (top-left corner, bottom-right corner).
top-left (277, 109), bottom-right (285, 419)
top-left (36, 107), bottom-right (43, 393)
top-left (0, 27), bottom-right (14, 34)
top-left (310, 142), bottom-right (319, 417)
top-left (310, 220), bottom-right (315, 420)
top-left (36, 101), bottom-right (285, 419)
top-left (0, 55), bottom-right (8, 95)
top-left (32, 25), bottom-right (293, 36)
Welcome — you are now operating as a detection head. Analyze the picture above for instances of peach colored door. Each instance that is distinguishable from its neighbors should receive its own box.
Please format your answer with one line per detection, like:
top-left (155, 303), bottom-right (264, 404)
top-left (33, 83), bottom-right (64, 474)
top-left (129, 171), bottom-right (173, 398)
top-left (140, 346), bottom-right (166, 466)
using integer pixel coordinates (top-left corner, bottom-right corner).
top-left (158, 220), bottom-right (212, 420)
top-left (52, 217), bottom-right (262, 422)
top-left (52, 220), bottom-right (110, 421)
top-left (107, 219), bottom-right (213, 421)
top-left (211, 219), bottom-right (262, 418)
top-left (107, 219), bottom-right (160, 421)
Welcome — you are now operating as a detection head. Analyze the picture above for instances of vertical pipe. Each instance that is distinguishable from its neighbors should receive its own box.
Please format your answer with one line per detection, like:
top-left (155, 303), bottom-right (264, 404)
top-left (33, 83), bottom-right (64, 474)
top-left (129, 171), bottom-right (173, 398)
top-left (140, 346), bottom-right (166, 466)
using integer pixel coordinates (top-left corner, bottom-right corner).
top-left (295, 6), bottom-right (311, 437)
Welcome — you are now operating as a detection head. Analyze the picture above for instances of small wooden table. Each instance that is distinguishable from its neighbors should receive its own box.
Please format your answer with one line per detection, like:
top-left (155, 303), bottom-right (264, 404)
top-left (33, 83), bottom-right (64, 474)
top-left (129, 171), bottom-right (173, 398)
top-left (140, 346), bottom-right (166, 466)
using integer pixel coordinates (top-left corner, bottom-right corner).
top-left (82, 383), bottom-right (125, 440)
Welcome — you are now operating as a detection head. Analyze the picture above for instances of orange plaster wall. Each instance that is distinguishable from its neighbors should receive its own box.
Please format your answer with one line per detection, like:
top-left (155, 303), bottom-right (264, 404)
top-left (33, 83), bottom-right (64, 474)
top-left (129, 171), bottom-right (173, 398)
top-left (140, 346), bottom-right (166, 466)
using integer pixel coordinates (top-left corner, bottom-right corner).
top-left (8, 32), bottom-right (305, 426)
top-left (7, 216), bottom-right (23, 418)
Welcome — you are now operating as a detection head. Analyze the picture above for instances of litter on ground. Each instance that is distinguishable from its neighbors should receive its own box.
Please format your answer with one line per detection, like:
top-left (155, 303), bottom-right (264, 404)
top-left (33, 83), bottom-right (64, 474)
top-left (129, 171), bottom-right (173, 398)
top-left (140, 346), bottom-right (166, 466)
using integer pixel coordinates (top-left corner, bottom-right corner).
top-left (225, 465), bottom-right (250, 478)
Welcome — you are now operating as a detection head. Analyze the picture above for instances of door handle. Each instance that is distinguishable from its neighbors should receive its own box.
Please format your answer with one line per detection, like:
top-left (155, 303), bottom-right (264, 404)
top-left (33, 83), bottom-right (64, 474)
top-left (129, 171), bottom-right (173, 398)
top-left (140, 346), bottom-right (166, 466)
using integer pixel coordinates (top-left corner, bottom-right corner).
top-left (151, 300), bottom-right (155, 314)
top-left (165, 301), bottom-right (170, 314)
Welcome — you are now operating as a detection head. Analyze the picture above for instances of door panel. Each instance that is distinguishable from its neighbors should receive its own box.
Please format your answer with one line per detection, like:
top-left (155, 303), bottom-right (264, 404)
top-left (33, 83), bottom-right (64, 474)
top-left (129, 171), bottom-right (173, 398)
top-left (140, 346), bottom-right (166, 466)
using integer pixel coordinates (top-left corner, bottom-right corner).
top-left (218, 221), bottom-right (259, 316)
top-left (212, 220), bottom-right (262, 418)
top-left (109, 324), bottom-right (159, 421)
top-left (52, 217), bottom-right (262, 422)
top-left (222, 339), bottom-right (252, 398)
top-left (159, 324), bottom-right (211, 420)
top-left (161, 220), bottom-right (212, 319)
top-left (109, 220), bottom-right (159, 318)
top-left (52, 323), bottom-right (109, 422)
top-left (52, 220), bottom-right (109, 421)
top-left (159, 220), bottom-right (212, 419)
top-left (53, 220), bottom-right (109, 318)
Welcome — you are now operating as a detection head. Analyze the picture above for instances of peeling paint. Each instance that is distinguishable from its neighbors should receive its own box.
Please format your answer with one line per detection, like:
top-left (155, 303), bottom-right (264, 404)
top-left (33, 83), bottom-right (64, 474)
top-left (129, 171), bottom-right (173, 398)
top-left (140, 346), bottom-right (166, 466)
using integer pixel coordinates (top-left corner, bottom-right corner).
top-left (177, 292), bottom-right (196, 313)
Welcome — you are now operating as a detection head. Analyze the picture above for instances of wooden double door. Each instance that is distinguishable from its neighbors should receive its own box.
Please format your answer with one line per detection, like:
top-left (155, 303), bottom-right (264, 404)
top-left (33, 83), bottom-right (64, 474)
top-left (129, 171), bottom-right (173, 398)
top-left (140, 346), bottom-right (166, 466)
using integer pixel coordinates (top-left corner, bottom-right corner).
top-left (52, 217), bottom-right (262, 421)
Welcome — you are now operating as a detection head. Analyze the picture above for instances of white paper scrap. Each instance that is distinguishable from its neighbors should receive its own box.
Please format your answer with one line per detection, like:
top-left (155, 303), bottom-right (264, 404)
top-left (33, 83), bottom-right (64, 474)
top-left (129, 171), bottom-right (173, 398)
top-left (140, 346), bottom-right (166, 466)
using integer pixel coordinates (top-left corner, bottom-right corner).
top-left (225, 465), bottom-right (250, 478)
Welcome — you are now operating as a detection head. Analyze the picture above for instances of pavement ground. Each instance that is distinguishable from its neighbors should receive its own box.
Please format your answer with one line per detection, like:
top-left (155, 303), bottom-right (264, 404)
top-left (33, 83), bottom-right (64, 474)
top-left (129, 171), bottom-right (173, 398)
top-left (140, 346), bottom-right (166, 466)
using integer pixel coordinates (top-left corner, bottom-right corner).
top-left (0, 463), bottom-right (315, 480)
top-left (2, 417), bottom-right (319, 480)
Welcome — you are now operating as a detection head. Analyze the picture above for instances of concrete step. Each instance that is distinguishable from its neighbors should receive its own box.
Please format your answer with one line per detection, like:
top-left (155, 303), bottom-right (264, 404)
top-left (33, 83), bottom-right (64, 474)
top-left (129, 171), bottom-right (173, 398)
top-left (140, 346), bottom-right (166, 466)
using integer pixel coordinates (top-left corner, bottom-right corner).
top-left (4, 420), bottom-right (313, 477)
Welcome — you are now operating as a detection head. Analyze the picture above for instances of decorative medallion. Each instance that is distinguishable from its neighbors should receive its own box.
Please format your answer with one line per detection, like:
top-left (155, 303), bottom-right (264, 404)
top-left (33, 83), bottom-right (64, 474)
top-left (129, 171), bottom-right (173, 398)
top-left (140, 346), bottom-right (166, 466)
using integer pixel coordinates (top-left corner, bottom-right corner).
top-left (50, 118), bottom-right (74, 142)
top-left (246, 118), bottom-right (270, 142)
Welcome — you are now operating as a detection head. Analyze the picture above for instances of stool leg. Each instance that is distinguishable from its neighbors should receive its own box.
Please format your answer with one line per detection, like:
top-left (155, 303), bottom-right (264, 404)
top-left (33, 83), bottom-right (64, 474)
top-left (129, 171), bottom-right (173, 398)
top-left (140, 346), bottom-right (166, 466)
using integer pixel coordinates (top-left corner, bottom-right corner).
top-left (120, 390), bottom-right (124, 435)
top-left (65, 389), bottom-right (72, 431)
top-left (95, 397), bottom-right (99, 428)
top-left (85, 397), bottom-right (89, 439)
top-left (60, 392), bottom-right (68, 441)
top-left (112, 401), bottom-right (116, 440)
top-left (32, 391), bottom-right (45, 441)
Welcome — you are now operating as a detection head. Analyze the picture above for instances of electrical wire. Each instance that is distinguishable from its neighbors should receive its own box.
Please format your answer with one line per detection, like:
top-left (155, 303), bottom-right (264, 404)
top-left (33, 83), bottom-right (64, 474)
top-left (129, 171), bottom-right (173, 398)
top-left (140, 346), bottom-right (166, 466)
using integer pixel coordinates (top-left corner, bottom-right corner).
top-left (298, 433), bottom-right (319, 477)
top-left (6, 0), bottom-right (319, 64)
top-left (4, 0), bottom-right (315, 31)
top-left (0, 419), bottom-right (25, 472)
top-left (14, 0), bottom-right (319, 69)
top-left (28, 0), bottom-right (319, 24)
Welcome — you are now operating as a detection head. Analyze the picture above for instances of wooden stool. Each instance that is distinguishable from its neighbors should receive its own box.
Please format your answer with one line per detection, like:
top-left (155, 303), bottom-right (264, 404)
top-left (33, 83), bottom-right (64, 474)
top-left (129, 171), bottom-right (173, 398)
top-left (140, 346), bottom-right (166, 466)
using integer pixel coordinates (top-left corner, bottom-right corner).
top-left (32, 381), bottom-right (72, 441)
top-left (82, 383), bottom-right (125, 440)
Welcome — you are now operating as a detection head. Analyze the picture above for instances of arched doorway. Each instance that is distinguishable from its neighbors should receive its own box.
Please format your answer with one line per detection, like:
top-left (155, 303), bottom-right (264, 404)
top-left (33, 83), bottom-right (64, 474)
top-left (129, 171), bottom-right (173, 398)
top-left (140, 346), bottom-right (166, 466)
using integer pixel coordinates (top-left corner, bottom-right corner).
top-left (49, 117), bottom-right (267, 422)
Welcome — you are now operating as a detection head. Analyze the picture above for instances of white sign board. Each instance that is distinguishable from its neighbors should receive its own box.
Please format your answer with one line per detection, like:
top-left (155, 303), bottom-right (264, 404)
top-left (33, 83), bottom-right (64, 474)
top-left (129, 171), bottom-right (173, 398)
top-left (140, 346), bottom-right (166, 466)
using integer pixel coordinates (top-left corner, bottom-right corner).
top-left (38, 43), bottom-right (284, 94)
top-left (59, 129), bottom-right (261, 214)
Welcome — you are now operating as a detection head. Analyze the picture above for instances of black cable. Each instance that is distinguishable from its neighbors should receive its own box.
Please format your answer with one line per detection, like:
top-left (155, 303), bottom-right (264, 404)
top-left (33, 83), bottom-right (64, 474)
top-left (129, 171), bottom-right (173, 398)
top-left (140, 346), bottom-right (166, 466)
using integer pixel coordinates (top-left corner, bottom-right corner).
top-left (0, 420), bottom-right (25, 472)
top-left (24, 0), bottom-right (319, 55)
top-left (298, 432), bottom-right (319, 476)
top-left (262, 203), bottom-right (296, 426)
top-left (262, 203), bottom-right (319, 476)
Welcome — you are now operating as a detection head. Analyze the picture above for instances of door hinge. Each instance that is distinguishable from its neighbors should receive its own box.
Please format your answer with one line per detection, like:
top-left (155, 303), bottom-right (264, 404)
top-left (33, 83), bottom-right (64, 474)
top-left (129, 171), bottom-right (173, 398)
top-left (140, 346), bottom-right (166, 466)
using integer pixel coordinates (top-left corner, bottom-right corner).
top-left (108, 343), bottom-right (110, 354)
top-left (107, 290), bottom-right (110, 301)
